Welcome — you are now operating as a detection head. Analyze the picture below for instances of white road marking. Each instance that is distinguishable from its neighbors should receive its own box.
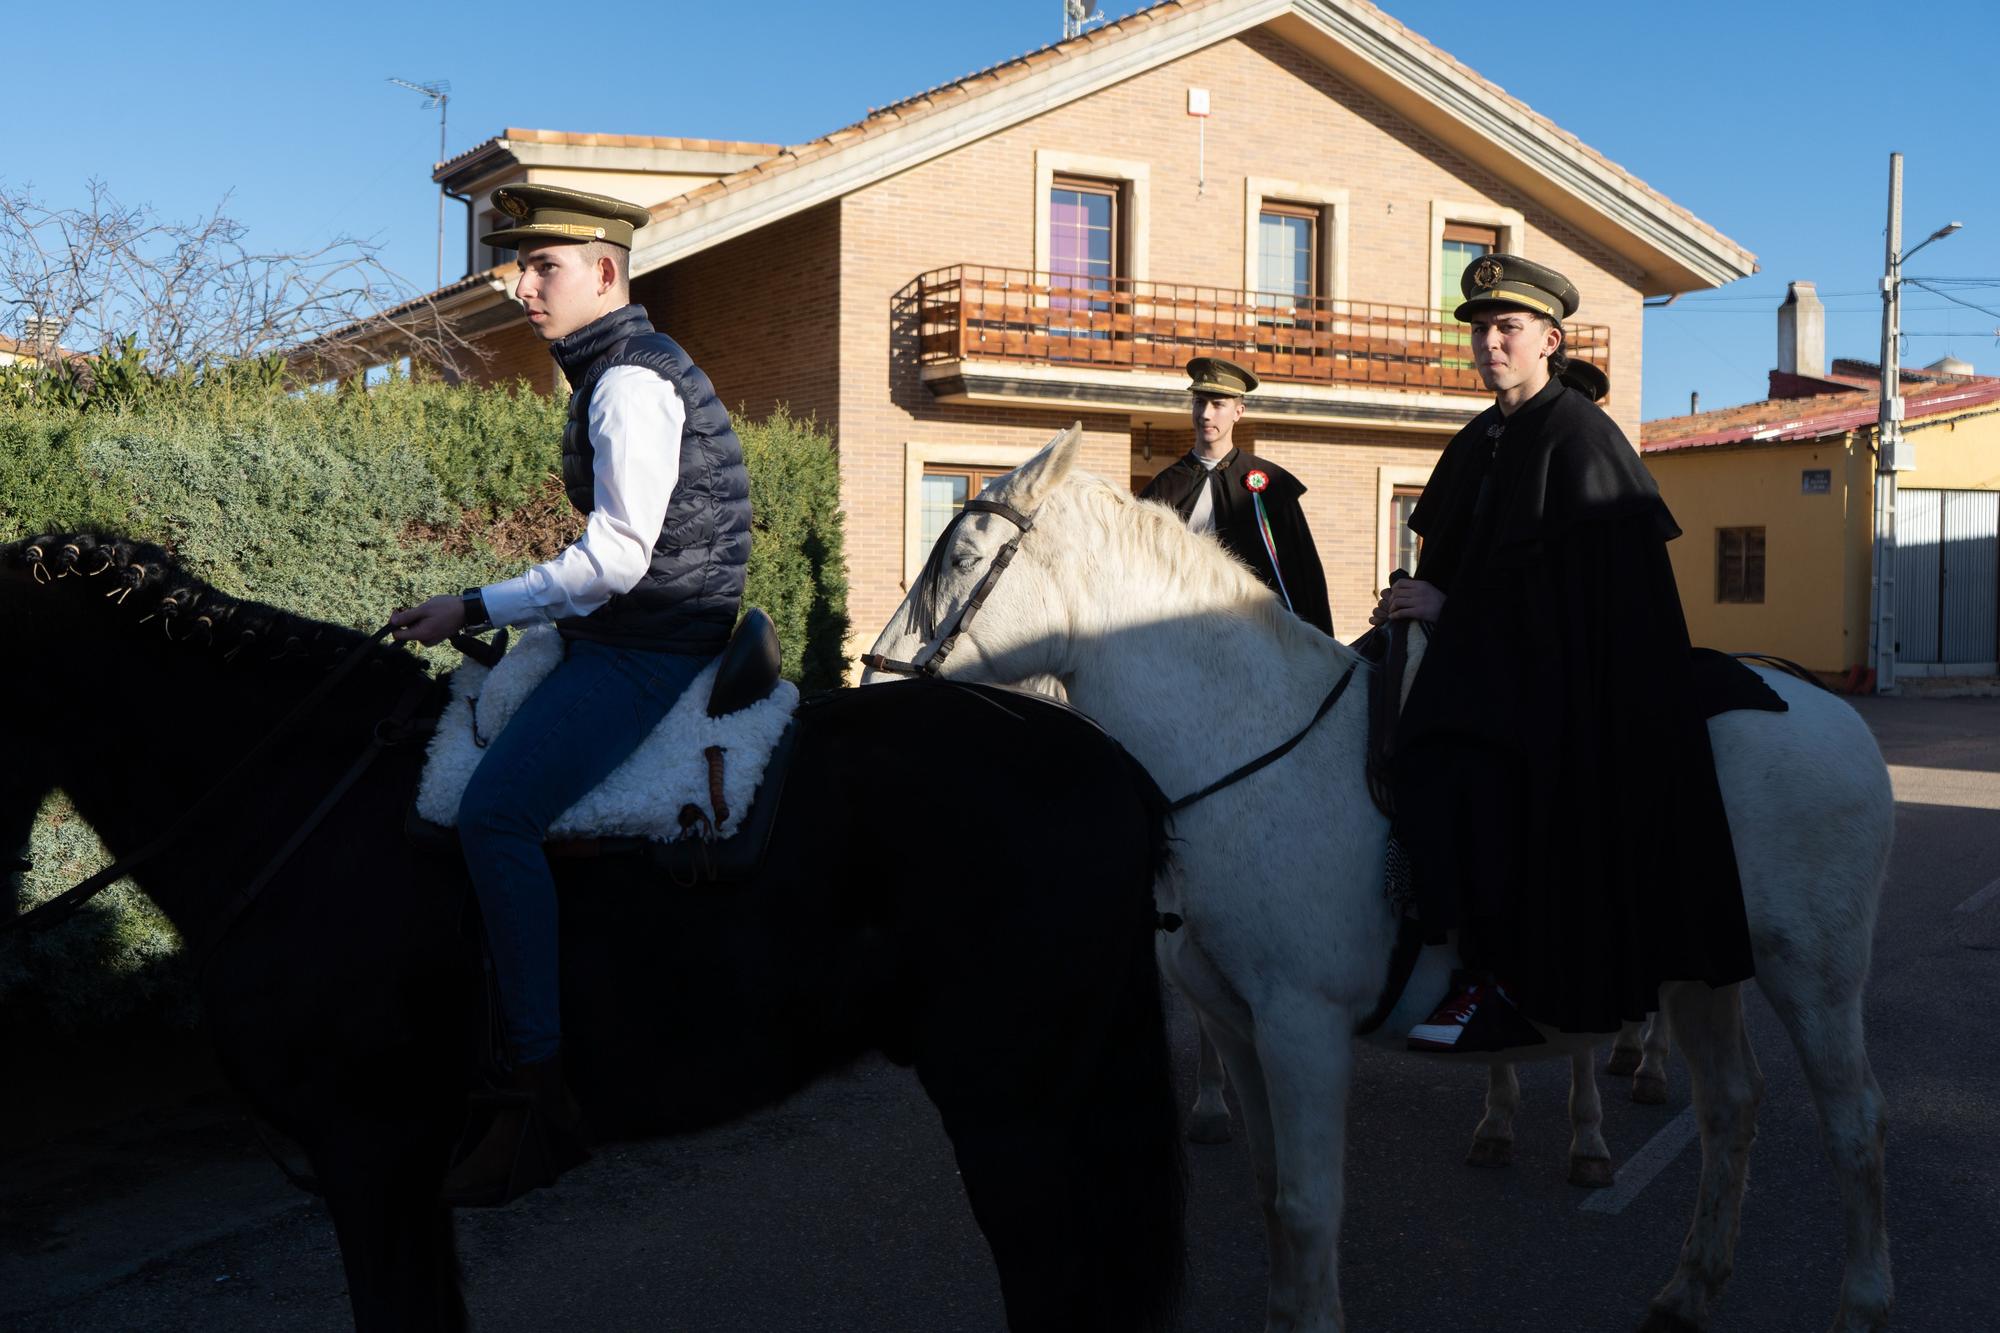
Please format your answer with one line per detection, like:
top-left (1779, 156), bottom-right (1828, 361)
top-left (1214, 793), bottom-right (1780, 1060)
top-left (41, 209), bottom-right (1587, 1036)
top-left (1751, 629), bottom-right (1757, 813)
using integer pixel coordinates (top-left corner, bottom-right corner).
top-left (1580, 1107), bottom-right (1698, 1216)
top-left (1957, 877), bottom-right (2000, 915)
top-left (1888, 764), bottom-right (2000, 811)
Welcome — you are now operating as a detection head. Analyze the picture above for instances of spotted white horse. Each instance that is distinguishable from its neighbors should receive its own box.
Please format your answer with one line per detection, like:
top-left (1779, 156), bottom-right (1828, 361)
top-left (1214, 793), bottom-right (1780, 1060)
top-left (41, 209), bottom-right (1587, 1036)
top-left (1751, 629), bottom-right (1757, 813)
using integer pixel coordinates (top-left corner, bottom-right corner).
top-left (863, 425), bottom-right (1893, 1333)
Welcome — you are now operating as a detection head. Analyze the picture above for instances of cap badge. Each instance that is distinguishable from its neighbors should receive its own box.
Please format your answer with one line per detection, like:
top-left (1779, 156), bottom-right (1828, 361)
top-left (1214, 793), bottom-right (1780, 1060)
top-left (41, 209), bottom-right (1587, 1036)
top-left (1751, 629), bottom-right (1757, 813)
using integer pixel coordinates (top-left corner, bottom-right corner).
top-left (1244, 470), bottom-right (1270, 493)
top-left (1471, 257), bottom-right (1504, 290)
top-left (497, 193), bottom-right (531, 219)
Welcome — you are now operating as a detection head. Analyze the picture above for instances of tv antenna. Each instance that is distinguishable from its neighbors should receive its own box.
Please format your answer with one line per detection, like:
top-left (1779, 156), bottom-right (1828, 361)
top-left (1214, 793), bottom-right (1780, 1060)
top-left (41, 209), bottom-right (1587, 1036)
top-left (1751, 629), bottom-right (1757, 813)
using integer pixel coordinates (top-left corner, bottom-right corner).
top-left (388, 77), bottom-right (452, 289)
top-left (1063, 0), bottom-right (1105, 40)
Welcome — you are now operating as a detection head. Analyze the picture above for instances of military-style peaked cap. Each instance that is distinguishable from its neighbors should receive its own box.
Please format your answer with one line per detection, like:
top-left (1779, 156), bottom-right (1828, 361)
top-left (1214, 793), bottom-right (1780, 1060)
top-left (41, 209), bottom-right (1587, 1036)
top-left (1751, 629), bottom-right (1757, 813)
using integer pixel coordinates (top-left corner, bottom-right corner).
top-left (1454, 253), bottom-right (1581, 323)
top-left (481, 184), bottom-right (652, 251)
top-left (1186, 356), bottom-right (1259, 397)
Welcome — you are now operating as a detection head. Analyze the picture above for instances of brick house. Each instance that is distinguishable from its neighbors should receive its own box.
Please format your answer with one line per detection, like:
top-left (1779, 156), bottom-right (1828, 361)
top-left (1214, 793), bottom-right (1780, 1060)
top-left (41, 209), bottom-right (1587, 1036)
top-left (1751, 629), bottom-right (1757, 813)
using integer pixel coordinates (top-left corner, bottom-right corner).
top-left (347, 0), bottom-right (1754, 656)
top-left (1642, 282), bottom-right (2000, 682)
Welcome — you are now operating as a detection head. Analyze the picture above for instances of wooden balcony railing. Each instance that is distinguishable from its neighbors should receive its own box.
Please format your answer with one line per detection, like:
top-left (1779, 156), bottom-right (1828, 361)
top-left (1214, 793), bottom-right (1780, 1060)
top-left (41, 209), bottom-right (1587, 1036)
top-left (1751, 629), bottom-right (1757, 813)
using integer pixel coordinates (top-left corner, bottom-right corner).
top-left (914, 265), bottom-right (1610, 396)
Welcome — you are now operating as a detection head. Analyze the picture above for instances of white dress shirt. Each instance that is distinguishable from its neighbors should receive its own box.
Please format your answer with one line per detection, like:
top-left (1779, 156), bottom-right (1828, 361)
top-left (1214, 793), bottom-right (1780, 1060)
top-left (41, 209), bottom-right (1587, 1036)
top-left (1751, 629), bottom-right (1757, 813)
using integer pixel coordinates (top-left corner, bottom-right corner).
top-left (480, 365), bottom-right (688, 627)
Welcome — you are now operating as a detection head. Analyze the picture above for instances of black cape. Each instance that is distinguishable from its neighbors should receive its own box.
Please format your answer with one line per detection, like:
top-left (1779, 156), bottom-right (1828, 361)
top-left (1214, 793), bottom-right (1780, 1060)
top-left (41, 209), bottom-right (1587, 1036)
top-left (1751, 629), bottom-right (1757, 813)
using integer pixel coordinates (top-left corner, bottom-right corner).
top-left (1140, 447), bottom-right (1334, 636)
top-left (1390, 377), bottom-right (1755, 1032)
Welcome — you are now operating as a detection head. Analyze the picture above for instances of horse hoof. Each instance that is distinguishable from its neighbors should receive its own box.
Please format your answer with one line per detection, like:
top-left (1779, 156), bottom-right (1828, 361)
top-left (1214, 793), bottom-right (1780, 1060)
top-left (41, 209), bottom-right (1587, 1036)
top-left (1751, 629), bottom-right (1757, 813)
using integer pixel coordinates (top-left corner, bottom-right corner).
top-left (1606, 1048), bottom-right (1641, 1076)
top-left (1465, 1137), bottom-right (1513, 1168)
top-left (1568, 1155), bottom-right (1615, 1189)
top-left (1632, 1073), bottom-right (1669, 1105)
top-left (1185, 1111), bottom-right (1231, 1145)
top-left (1636, 1305), bottom-right (1702, 1333)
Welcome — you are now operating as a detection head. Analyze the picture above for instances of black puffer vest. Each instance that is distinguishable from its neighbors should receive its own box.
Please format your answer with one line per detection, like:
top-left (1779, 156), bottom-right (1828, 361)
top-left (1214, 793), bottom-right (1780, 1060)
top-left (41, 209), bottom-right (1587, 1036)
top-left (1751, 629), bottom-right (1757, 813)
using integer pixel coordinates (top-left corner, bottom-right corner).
top-left (547, 304), bottom-right (750, 655)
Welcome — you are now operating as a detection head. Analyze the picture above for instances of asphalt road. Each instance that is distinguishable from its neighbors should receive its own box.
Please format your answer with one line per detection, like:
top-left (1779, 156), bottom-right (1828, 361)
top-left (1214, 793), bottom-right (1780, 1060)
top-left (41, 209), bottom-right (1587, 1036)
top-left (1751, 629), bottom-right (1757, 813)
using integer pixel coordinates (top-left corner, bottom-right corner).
top-left (3, 694), bottom-right (1995, 1332)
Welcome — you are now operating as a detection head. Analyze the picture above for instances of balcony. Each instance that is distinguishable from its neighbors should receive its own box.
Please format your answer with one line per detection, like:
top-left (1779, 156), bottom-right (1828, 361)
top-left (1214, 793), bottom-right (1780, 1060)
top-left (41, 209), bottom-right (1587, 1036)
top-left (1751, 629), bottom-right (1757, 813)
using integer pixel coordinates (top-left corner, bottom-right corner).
top-left (911, 265), bottom-right (1611, 427)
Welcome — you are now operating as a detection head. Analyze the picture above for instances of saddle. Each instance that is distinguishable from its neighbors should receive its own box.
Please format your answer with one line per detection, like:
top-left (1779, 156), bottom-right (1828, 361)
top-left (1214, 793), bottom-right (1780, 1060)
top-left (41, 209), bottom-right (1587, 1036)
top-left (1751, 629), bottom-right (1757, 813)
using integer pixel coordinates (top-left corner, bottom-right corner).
top-left (406, 608), bottom-right (798, 888)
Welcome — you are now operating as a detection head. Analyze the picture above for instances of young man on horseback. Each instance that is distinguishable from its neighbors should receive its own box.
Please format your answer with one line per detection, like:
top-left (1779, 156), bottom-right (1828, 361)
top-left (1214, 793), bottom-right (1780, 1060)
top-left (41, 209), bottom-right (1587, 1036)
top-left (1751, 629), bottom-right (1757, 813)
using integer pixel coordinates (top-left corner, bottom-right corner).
top-left (1371, 255), bottom-right (1753, 1053)
top-left (389, 184), bottom-right (750, 1202)
top-left (1139, 357), bottom-right (1334, 636)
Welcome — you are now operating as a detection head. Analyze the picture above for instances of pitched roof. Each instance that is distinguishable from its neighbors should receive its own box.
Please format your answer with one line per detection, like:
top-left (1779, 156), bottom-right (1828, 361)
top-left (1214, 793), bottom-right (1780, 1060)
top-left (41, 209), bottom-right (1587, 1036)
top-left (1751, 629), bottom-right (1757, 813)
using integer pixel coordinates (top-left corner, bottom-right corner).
top-left (1642, 375), bottom-right (2000, 453)
top-left (435, 127), bottom-right (783, 178)
top-left (628, 0), bottom-right (1753, 289)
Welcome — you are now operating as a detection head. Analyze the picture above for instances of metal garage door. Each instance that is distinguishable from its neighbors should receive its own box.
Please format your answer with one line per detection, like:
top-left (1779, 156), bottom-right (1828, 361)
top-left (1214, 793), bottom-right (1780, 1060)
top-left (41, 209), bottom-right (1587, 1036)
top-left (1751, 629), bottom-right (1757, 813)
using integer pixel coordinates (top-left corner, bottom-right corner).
top-left (1895, 488), bottom-right (1999, 672)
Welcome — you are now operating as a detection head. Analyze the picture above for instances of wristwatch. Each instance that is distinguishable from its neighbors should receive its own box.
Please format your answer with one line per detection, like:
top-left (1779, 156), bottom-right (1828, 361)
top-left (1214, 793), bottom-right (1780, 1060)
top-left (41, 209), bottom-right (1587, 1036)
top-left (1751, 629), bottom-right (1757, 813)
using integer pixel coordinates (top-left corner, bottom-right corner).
top-left (460, 587), bottom-right (491, 631)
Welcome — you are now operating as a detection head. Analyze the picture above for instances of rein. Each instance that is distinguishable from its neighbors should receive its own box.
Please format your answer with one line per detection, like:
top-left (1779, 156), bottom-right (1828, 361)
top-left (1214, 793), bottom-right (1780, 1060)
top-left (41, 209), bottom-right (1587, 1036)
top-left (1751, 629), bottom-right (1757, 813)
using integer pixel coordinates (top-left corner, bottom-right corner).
top-left (1165, 661), bottom-right (1359, 814)
top-left (1, 621), bottom-right (415, 953)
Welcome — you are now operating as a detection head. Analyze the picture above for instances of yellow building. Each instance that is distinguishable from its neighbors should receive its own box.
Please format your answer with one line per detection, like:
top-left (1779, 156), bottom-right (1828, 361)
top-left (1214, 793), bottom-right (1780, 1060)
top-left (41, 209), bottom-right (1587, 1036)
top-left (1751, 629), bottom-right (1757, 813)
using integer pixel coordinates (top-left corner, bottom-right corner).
top-left (1643, 293), bottom-right (2000, 682)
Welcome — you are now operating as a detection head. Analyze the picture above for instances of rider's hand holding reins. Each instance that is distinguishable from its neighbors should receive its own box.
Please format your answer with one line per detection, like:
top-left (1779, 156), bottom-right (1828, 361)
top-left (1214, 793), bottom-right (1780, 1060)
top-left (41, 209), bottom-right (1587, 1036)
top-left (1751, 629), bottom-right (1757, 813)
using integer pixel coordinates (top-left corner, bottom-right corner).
top-left (1369, 578), bottom-right (1444, 627)
top-left (390, 595), bottom-right (467, 647)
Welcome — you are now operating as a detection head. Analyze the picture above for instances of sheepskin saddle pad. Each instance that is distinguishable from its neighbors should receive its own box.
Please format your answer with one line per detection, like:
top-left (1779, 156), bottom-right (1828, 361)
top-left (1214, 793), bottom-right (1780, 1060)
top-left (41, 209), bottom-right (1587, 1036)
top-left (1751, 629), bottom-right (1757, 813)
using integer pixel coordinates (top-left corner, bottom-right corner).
top-left (415, 623), bottom-right (799, 844)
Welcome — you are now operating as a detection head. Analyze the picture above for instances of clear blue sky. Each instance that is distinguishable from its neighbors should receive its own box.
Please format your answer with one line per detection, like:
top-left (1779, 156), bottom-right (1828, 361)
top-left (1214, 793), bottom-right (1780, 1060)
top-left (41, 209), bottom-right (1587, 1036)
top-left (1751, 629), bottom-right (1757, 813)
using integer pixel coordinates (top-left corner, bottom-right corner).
top-left (10, 0), bottom-right (1998, 420)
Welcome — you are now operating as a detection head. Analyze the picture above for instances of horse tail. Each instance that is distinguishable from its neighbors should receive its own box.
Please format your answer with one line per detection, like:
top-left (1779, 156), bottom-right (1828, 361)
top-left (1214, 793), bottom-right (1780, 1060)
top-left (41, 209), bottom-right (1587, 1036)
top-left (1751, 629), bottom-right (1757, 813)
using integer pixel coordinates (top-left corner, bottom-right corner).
top-left (1069, 756), bottom-right (1185, 1333)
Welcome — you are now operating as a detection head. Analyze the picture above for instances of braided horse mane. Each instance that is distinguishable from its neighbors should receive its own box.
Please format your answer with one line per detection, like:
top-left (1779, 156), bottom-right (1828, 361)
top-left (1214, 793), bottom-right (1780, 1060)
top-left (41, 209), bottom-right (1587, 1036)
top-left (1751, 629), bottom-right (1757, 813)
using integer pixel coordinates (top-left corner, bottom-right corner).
top-left (6, 530), bottom-right (421, 677)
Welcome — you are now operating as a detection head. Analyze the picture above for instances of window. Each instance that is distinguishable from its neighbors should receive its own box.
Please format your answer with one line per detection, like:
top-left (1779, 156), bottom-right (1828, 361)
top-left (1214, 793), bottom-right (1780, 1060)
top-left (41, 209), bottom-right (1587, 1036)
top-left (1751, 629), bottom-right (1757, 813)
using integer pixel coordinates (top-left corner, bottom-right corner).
top-left (1716, 527), bottom-right (1766, 603)
top-left (1389, 486), bottom-right (1424, 578)
top-left (1439, 222), bottom-right (1500, 366)
top-left (483, 211), bottom-right (513, 271)
top-left (919, 466), bottom-right (1014, 556)
top-left (1049, 176), bottom-right (1121, 334)
top-left (1256, 203), bottom-right (1319, 308)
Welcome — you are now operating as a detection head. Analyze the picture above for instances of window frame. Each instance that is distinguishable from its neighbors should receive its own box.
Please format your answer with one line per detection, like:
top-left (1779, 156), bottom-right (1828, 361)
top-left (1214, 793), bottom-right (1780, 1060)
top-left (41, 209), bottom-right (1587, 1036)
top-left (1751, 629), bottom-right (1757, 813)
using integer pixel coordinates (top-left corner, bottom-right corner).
top-left (1715, 526), bottom-right (1767, 604)
top-left (902, 441), bottom-right (1044, 587)
top-left (1374, 463), bottom-right (1434, 592)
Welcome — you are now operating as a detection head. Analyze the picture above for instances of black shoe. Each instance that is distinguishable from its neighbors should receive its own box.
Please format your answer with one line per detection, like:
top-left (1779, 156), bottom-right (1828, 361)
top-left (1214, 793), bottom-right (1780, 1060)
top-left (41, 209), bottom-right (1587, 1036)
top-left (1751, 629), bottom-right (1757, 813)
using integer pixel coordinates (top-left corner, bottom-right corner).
top-left (441, 1053), bottom-right (589, 1208)
top-left (1407, 973), bottom-right (1546, 1053)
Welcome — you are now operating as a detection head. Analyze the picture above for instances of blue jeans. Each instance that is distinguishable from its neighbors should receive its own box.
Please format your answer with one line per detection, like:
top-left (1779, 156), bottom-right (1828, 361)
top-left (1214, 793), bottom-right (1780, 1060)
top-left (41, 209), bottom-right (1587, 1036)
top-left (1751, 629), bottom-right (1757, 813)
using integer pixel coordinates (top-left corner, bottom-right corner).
top-left (459, 638), bottom-right (710, 1064)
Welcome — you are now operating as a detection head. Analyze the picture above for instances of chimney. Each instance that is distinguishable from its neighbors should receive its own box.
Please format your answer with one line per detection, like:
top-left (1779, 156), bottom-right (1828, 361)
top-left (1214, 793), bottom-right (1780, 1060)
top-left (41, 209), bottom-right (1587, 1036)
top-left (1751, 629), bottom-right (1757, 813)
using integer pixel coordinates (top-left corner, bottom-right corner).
top-left (1777, 281), bottom-right (1825, 378)
top-left (1690, 391), bottom-right (1700, 414)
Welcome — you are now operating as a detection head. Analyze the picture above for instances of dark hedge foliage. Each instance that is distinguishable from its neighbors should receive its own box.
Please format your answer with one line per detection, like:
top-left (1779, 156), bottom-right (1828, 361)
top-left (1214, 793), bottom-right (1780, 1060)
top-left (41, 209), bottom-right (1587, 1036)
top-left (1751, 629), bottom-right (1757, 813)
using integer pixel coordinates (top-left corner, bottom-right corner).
top-left (2, 377), bottom-right (848, 1032)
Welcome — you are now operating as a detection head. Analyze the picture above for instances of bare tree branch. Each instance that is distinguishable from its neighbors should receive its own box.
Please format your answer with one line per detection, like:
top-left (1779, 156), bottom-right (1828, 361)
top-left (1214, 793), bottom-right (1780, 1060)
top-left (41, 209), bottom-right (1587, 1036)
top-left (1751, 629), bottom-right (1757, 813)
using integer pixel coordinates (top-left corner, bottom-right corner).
top-left (0, 179), bottom-right (476, 383)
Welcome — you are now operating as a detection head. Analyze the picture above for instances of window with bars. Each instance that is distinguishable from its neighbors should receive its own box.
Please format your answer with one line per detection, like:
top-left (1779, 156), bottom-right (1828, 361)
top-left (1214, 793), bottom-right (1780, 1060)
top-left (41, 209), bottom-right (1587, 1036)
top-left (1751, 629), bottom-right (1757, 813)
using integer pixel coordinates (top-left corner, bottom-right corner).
top-left (919, 466), bottom-right (1015, 557)
top-left (1716, 527), bottom-right (1766, 603)
top-left (1389, 486), bottom-right (1424, 578)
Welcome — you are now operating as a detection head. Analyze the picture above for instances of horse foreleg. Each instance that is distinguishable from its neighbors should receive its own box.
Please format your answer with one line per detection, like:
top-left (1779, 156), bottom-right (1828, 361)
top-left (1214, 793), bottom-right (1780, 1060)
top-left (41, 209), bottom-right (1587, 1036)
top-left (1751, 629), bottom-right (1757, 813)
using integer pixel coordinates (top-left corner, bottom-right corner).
top-left (1759, 981), bottom-right (1891, 1331)
top-left (1251, 1002), bottom-right (1355, 1333)
top-left (1467, 1062), bottom-right (1519, 1168)
top-left (1567, 1048), bottom-right (1614, 1188)
top-left (1206, 1026), bottom-right (1306, 1331)
top-left (1633, 1009), bottom-right (1674, 1105)
top-left (1641, 981), bottom-right (1762, 1333)
top-left (1607, 1019), bottom-right (1647, 1076)
top-left (1187, 1012), bottom-right (1233, 1144)
top-left (318, 1155), bottom-right (467, 1333)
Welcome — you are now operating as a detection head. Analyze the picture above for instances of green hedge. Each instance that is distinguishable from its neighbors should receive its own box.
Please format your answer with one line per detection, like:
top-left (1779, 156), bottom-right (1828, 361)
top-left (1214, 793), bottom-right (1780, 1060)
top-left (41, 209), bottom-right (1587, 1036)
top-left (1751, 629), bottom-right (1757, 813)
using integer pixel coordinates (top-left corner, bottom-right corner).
top-left (1, 376), bottom-right (849, 1032)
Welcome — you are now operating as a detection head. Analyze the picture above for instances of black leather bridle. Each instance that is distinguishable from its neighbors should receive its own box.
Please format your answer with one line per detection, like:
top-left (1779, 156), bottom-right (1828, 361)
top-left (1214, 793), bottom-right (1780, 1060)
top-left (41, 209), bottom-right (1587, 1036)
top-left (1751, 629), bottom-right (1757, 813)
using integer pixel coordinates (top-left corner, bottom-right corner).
top-left (860, 498), bottom-right (1035, 678)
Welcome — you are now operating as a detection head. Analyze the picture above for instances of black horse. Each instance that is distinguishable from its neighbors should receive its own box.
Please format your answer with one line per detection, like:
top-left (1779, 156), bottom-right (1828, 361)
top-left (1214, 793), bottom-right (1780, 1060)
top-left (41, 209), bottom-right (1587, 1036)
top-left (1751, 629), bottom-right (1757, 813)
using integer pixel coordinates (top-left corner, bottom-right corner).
top-left (1, 532), bottom-right (1185, 1333)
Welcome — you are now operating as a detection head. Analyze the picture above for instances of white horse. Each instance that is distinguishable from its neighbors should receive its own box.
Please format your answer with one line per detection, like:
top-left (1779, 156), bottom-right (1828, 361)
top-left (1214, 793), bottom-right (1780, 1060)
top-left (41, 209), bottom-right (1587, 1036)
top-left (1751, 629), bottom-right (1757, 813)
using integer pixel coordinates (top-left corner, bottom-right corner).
top-left (862, 425), bottom-right (1893, 1333)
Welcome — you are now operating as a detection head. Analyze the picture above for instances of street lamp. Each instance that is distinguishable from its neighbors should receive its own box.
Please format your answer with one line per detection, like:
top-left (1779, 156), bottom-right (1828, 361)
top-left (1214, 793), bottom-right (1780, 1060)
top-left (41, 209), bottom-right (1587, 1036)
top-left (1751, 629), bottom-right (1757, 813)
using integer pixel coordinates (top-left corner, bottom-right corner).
top-left (1869, 151), bottom-right (1962, 694)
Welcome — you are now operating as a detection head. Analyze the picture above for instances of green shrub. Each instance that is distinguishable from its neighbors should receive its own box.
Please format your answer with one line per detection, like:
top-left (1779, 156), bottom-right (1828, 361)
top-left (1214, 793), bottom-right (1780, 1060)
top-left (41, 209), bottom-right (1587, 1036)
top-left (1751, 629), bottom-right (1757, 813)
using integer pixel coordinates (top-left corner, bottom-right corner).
top-left (3, 374), bottom-right (848, 1033)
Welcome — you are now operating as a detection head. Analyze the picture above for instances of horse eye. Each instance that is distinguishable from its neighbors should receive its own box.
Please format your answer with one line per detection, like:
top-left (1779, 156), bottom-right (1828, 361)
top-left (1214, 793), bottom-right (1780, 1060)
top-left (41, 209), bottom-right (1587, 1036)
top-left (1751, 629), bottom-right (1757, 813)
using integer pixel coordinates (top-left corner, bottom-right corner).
top-left (951, 552), bottom-right (979, 574)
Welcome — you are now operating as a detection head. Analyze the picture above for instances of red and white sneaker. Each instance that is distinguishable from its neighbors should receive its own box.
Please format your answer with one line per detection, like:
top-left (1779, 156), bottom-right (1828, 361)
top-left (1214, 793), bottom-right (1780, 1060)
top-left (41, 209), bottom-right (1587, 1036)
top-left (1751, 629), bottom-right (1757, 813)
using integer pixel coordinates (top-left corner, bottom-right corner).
top-left (1407, 973), bottom-right (1543, 1052)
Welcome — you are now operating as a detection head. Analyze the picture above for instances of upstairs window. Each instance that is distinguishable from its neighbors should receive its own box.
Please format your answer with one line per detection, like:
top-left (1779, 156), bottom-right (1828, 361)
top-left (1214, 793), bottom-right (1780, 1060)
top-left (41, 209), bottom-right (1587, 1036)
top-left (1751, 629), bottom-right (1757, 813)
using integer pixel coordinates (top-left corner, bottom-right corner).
top-left (1257, 202), bottom-right (1319, 308)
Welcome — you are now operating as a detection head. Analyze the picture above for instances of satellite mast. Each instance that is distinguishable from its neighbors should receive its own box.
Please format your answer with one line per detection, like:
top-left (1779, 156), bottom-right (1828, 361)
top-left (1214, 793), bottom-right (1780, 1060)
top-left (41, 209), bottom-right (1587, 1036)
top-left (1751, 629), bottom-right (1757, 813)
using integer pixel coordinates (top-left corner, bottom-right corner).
top-left (388, 77), bottom-right (452, 290)
top-left (1062, 0), bottom-right (1105, 41)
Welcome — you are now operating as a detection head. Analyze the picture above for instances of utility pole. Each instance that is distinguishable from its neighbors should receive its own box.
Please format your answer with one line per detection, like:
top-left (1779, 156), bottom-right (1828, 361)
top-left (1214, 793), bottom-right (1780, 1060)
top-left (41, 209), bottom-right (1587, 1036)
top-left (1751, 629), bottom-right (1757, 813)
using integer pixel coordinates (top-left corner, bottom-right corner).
top-left (1869, 153), bottom-right (1903, 695)
top-left (1868, 152), bottom-right (1962, 695)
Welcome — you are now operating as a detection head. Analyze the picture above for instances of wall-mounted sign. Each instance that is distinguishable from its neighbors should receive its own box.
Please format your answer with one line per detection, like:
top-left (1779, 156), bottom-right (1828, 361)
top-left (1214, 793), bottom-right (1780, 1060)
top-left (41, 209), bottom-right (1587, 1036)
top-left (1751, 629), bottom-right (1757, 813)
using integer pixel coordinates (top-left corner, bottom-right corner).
top-left (1802, 469), bottom-right (1831, 495)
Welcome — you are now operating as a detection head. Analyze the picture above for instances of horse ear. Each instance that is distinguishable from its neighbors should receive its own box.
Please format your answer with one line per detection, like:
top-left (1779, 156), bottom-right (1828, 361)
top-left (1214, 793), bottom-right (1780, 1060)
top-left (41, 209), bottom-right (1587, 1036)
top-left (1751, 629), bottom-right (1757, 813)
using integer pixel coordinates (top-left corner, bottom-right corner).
top-left (1001, 421), bottom-right (1084, 509)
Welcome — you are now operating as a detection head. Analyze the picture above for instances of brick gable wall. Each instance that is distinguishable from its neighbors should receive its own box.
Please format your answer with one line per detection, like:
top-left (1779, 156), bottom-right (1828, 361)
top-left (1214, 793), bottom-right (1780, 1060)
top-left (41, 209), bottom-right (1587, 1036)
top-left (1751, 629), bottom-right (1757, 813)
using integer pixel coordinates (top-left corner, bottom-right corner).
top-left (831, 27), bottom-right (1647, 645)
